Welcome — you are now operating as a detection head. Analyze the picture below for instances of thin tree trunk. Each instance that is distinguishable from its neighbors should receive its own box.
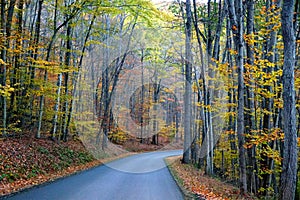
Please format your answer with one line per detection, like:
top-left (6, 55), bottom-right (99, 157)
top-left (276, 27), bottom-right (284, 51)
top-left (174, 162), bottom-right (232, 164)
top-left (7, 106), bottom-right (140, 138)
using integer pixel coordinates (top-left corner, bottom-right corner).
top-left (205, 0), bottom-right (214, 175)
top-left (140, 51), bottom-right (144, 143)
top-left (15, 0), bottom-right (25, 126)
top-left (35, 0), bottom-right (45, 138)
top-left (62, 21), bottom-right (72, 142)
top-left (152, 70), bottom-right (160, 145)
top-left (1, 0), bottom-right (7, 136)
top-left (28, 0), bottom-right (42, 127)
top-left (1, 0), bottom-right (16, 136)
top-left (226, 0), bottom-right (247, 193)
top-left (101, 15), bottom-right (111, 149)
top-left (7, 0), bottom-right (17, 117)
top-left (52, 72), bottom-right (62, 139)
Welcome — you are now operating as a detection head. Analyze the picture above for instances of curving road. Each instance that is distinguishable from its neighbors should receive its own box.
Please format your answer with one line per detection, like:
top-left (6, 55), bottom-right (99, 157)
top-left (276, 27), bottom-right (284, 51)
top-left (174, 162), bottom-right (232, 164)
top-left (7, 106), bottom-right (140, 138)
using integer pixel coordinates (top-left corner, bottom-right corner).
top-left (3, 150), bottom-right (183, 200)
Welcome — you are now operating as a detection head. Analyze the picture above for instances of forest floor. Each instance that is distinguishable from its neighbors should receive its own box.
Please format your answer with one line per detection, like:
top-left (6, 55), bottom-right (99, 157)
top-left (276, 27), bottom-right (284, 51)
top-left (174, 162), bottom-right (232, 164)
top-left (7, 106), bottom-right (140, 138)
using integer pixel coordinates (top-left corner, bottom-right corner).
top-left (166, 156), bottom-right (257, 200)
top-left (0, 136), bottom-right (134, 197)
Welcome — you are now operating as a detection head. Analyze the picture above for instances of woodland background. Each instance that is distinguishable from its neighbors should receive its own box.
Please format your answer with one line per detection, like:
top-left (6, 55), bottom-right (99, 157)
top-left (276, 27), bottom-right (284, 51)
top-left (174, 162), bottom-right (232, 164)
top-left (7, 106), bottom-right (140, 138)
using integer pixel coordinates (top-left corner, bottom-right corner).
top-left (0, 0), bottom-right (299, 199)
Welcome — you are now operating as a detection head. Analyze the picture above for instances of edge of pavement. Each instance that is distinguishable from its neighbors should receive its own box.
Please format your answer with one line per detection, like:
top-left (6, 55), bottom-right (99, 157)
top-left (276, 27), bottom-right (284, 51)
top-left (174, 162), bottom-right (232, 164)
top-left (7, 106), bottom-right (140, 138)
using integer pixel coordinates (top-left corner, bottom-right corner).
top-left (164, 156), bottom-right (206, 200)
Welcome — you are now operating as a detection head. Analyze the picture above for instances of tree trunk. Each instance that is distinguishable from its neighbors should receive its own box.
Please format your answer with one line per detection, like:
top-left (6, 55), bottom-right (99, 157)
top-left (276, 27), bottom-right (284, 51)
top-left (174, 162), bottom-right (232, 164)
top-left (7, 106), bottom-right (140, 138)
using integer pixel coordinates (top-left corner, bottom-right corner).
top-left (52, 72), bottom-right (62, 139)
top-left (61, 21), bottom-right (72, 142)
top-left (182, 0), bottom-right (192, 164)
top-left (192, 0), bottom-right (207, 168)
top-left (226, 0), bottom-right (247, 193)
top-left (1, 0), bottom-right (7, 136)
top-left (28, 0), bottom-right (43, 127)
top-left (140, 51), bottom-right (144, 143)
top-left (226, 19), bottom-right (238, 179)
top-left (279, 0), bottom-right (298, 199)
top-left (36, 0), bottom-right (45, 138)
top-left (152, 71), bottom-right (160, 145)
top-left (245, 0), bottom-right (258, 194)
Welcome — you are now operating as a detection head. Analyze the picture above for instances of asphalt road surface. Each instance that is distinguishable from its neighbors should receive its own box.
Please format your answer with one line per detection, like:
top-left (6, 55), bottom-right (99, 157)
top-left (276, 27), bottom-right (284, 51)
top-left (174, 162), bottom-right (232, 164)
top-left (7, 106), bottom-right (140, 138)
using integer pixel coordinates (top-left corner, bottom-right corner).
top-left (3, 150), bottom-right (183, 200)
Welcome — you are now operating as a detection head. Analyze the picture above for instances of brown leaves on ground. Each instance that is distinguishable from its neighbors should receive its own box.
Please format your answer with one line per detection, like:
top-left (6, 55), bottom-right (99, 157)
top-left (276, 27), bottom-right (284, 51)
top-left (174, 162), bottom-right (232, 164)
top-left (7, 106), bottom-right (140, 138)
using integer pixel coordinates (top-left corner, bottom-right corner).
top-left (166, 156), bottom-right (255, 200)
top-left (0, 137), bottom-right (133, 197)
top-left (0, 159), bottom-right (102, 196)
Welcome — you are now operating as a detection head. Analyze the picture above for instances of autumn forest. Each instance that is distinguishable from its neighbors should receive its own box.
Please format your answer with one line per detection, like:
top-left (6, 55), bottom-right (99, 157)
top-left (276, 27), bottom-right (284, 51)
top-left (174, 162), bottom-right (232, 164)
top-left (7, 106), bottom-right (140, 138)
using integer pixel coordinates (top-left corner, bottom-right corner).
top-left (0, 0), bottom-right (299, 199)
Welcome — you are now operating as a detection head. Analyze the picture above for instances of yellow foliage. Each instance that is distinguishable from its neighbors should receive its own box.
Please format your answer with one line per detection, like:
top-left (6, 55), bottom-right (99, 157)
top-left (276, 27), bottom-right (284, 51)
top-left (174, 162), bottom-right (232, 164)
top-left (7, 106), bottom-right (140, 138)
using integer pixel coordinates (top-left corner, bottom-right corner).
top-left (108, 128), bottom-right (128, 145)
top-left (0, 84), bottom-right (15, 97)
top-left (0, 59), bottom-right (7, 65)
top-left (244, 128), bottom-right (284, 149)
top-left (228, 49), bottom-right (237, 55)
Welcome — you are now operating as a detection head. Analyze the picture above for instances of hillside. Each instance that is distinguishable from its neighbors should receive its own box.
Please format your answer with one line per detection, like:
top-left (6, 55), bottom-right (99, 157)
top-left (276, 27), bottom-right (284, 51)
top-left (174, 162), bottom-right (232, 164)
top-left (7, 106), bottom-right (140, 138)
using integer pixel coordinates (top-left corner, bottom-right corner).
top-left (0, 136), bottom-right (98, 196)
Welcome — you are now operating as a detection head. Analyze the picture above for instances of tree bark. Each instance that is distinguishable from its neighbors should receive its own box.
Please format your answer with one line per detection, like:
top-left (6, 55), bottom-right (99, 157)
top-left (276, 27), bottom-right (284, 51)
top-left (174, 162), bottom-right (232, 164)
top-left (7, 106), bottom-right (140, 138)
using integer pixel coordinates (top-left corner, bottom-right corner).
top-left (245, 0), bottom-right (258, 194)
top-left (183, 0), bottom-right (192, 164)
top-left (279, 0), bottom-right (298, 199)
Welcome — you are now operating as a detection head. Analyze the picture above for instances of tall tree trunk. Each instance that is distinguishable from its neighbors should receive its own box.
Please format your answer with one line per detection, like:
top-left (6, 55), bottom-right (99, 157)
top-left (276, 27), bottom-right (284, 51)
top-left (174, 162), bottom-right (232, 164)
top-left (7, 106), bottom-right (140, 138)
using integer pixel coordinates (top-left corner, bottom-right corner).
top-left (36, 0), bottom-right (45, 138)
top-left (192, 0), bottom-right (207, 168)
top-left (245, 0), bottom-right (258, 194)
top-left (62, 21), bottom-right (72, 142)
top-left (52, 72), bottom-right (62, 139)
top-left (183, 0), bottom-right (192, 164)
top-left (1, 0), bottom-right (16, 136)
top-left (140, 51), bottom-right (145, 143)
top-left (10, 0), bottom-right (24, 121)
top-left (1, 0), bottom-right (7, 136)
top-left (7, 0), bottom-right (17, 117)
top-left (226, 18), bottom-right (238, 180)
top-left (226, 0), bottom-right (247, 193)
top-left (28, 0), bottom-right (43, 127)
top-left (205, 0), bottom-right (214, 175)
top-left (101, 15), bottom-right (111, 149)
top-left (152, 70), bottom-right (160, 145)
top-left (279, 0), bottom-right (298, 199)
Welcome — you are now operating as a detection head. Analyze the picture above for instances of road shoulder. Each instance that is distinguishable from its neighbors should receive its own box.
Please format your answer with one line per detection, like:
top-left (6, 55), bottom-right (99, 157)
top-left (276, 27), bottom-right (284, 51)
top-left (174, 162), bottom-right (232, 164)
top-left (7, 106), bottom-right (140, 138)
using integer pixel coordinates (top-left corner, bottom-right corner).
top-left (165, 156), bottom-right (204, 200)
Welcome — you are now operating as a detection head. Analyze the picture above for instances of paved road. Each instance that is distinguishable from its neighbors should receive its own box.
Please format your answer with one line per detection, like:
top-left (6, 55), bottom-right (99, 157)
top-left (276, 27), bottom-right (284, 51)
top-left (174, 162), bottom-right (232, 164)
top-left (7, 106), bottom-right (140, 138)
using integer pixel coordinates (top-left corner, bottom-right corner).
top-left (4, 150), bottom-right (183, 200)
